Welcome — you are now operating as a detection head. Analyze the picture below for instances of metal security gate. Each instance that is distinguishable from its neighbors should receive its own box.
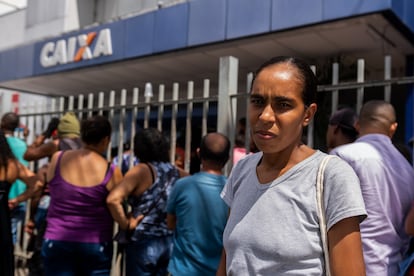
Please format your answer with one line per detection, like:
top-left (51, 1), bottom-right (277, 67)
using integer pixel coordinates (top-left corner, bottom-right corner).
top-left (18, 55), bottom-right (414, 169)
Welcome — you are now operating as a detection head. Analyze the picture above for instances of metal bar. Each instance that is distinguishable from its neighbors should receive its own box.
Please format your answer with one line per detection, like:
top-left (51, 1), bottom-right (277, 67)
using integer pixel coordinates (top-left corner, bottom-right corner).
top-left (144, 92), bottom-right (151, 129)
top-left (98, 92), bottom-right (105, 116)
top-left (356, 59), bottom-right (365, 113)
top-left (384, 55), bottom-right (391, 102)
top-left (331, 62), bottom-right (339, 114)
top-left (68, 95), bottom-right (74, 111)
top-left (117, 89), bottom-right (127, 170)
top-left (217, 56), bottom-right (239, 135)
top-left (157, 84), bottom-right (165, 132)
top-left (170, 83), bottom-right (179, 164)
top-left (201, 79), bottom-right (210, 137)
top-left (107, 90), bottom-right (115, 160)
top-left (129, 88), bottom-right (139, 171)
top-left (77, 94), bottom-right (84, 119)
top-left (51, 98), bottom-right (56, 113)
top-left (245, 72), bottom-right (253, 153)
top-left (88, 93), bottom-right (94, 118)
top-left (217, 56), bottom-right (239, 175)
top-left (184, 81), bottom-right (193, 172)
top-left (59, 97), bottom-right (65, 114)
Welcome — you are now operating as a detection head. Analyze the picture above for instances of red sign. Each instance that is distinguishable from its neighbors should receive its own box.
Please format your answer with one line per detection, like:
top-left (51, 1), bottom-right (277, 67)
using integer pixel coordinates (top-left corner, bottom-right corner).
top-left (11, 93), bottom-right (19, 114)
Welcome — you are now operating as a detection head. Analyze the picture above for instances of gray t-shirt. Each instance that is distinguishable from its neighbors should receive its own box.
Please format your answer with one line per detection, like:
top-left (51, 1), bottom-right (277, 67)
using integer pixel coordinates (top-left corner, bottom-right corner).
top-left (221, 150), bottom-right (366, 275)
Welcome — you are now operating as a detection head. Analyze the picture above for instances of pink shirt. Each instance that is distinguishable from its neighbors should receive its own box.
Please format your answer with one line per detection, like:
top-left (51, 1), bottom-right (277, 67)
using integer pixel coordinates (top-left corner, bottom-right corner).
top-left (233, 147), bottom-right (247, 165)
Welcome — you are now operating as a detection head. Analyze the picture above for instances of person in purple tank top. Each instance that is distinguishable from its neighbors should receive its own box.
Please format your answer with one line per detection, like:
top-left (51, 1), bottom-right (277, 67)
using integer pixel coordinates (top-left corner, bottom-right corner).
top-left (41, 115), bottom-right (123, 276)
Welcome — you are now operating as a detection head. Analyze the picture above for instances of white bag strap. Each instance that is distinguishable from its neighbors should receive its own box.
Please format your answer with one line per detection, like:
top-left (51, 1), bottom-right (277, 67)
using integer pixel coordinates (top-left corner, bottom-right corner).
top-left (316, 155), bottom-right (334, 276)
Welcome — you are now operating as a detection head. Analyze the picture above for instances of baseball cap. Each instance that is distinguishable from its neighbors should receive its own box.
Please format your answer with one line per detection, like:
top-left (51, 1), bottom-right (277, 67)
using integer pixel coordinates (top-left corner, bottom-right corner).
top-left (329, 107), bottom-right (358, 133)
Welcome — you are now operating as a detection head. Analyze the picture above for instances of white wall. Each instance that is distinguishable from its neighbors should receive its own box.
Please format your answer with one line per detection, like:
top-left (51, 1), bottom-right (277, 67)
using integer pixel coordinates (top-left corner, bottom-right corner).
top-left (25, 0), bottom-right (79, 43)
top-left (0, 10), bottom-right (25, 51)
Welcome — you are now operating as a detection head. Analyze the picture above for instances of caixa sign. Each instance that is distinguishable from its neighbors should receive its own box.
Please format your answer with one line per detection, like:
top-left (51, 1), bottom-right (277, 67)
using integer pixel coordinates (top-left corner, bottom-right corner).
top-left (40, 28), bottom-right (112, 68)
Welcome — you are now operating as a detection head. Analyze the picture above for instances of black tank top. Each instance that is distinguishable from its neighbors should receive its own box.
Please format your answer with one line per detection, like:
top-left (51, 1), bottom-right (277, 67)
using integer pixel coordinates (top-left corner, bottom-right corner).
top-left (0, 180), bottom-right (14, 276)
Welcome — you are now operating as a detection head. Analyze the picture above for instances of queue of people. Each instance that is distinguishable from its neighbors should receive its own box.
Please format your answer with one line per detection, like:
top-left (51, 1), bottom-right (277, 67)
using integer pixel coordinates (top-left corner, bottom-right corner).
top-left (1, 55), bottom-right (414, 276)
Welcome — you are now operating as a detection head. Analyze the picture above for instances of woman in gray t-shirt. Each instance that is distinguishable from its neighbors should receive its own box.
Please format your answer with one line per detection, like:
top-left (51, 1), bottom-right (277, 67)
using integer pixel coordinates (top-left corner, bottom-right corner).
top-left (217, 56), bottom-right (367, 276)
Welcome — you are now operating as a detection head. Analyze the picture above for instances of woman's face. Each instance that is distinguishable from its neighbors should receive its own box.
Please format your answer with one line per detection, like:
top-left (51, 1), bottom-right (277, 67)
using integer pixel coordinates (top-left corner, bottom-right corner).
top-left (249, 62), bottom-right (316, 154)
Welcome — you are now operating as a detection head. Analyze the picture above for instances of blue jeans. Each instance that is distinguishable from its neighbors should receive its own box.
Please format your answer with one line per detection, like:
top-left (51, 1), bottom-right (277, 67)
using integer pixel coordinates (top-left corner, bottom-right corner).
top-left (125, 235), bottom-right (173, 276)
top-left (10, 203), bottom-right (26, 244)
top-left (41, 239), bottom-right (113, 276)
top-left (34, 195), bottom-right (50, 228)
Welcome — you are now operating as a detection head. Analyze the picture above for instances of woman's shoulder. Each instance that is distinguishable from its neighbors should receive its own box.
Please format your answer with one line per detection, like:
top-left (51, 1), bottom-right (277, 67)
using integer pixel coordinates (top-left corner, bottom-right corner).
top-left (311, 150), bottom-right (346, 167)
top-left (316, 151), bottom-right (359, 180)
top-left (5, 159), bottom-right (19, 183)
top-left (228, 153), bottom-right (261, 183)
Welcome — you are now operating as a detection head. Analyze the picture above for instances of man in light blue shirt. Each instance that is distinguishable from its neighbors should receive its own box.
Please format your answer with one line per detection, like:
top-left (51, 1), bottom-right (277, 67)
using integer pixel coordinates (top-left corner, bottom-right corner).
top-left (331, 100), bottom-right (414, 276)
top-left (166, 133), bottom-right (230, 276)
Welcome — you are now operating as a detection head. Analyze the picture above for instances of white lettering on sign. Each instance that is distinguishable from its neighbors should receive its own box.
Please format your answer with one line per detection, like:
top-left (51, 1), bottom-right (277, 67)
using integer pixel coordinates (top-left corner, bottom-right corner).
top-left (40, 28), bottom-right (113, 68)
top-left (93, 29), bottom-right (113, 58)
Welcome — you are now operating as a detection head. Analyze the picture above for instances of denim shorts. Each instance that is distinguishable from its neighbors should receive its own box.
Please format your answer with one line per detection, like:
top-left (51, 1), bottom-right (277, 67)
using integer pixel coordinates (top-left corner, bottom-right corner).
top-left (125, 235), bottom-right (173, 276)
top-left (10, 203), bottom-right (26, 244)
top-left (41, 239), bottom-right (113, 276)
